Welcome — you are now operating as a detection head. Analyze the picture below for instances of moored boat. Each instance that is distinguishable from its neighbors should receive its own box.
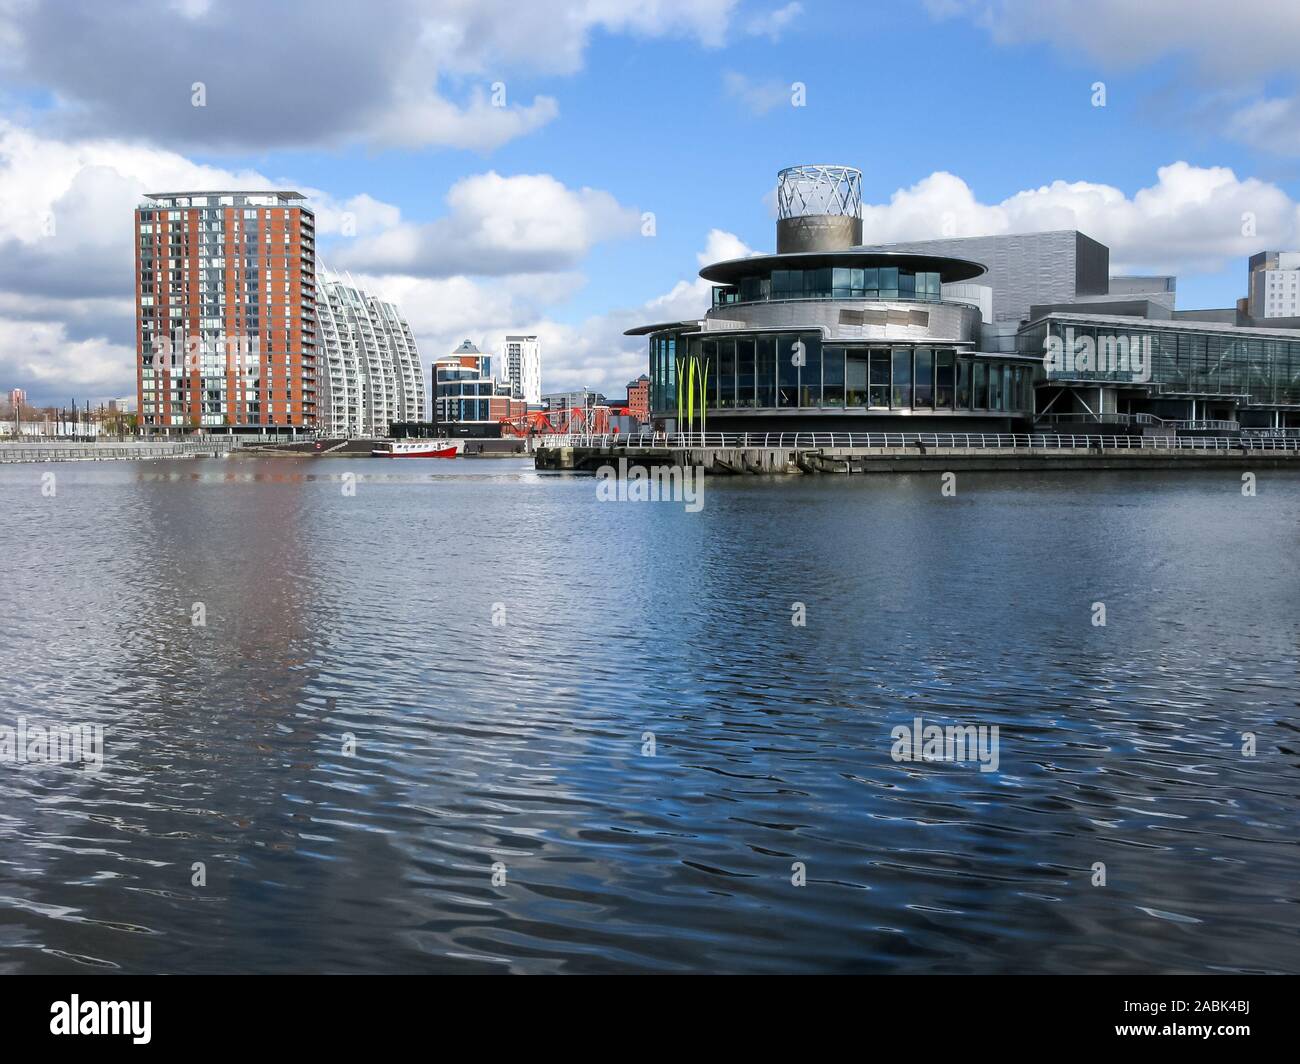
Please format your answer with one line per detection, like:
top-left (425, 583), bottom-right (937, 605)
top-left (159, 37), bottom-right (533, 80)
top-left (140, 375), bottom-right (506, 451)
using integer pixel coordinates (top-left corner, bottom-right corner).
top-left (371, 438), bottom-right (464, 458)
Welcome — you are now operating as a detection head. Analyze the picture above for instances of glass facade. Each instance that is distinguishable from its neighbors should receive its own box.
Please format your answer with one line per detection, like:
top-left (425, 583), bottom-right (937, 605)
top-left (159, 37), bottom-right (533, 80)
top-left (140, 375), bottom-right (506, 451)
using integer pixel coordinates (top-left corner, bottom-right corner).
top-left (1019, 318), bottom-right (1300, 408)
top-left (713, 266), bottom-right (944, 308)
top-left (434, 359), bottom-right (504, 423)
top-left (647, 331), bottom-right (1036, 414)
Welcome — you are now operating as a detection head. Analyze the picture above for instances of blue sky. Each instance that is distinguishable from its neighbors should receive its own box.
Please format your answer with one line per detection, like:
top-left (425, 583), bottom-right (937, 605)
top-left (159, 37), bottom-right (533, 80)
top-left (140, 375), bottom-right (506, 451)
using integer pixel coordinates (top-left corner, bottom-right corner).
top-left (2, 0), bottom-right (1299, 405)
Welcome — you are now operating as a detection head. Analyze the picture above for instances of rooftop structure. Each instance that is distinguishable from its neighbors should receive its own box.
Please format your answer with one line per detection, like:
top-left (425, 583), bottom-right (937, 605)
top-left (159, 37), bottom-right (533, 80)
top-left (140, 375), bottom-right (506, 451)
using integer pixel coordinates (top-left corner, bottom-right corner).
top-left (775, 164), bottom-right (863, 253)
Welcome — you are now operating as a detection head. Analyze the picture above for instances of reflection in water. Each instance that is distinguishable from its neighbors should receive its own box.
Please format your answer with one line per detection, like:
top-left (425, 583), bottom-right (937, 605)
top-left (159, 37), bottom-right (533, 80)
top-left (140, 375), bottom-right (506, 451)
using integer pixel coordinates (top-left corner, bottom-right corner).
top-left (0, 457), bottom-right (1297, 973)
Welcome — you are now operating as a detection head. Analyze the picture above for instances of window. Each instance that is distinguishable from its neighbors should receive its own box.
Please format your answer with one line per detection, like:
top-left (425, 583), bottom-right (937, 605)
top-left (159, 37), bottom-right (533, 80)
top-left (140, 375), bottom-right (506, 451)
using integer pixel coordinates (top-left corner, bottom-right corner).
top-left (823, 346), bottom-right (845, 406)
top-left (777, 335), bottom-right (799, 406)
top-left (736, 338), bottom-right (756, 407)
top-left (869, 349), bottom-right (890, 407)
top-left (913, 347), bottom-right (932, 407)
top-left (973, 362), bottom-right (986, 409)
top-left (935, 350), bottom-right (954, 408)
top-left (756, 336), bottom-right (776, 406)
top-left (846, 352), bottom-right (867, 406)
top-left (891, 348), bottom-right (911, 407)
top-left (879, 268), bottom-right (899, 299)
top-left (799, 333), bottom-right (821, 406)
top-left (718, 339), bottom-right (736, 408)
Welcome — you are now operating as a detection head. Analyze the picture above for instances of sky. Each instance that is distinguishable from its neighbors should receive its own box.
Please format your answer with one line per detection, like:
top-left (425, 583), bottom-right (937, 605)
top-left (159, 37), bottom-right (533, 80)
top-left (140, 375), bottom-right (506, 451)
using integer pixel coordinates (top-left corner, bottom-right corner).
top-left (2, 0), bottom-right (1300, 406)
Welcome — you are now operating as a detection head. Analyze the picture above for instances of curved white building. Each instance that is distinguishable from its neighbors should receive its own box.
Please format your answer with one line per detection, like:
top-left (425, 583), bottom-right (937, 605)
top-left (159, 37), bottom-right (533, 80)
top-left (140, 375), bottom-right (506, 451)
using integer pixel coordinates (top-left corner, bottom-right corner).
top-left (317, 275), bottom-right (425, 436)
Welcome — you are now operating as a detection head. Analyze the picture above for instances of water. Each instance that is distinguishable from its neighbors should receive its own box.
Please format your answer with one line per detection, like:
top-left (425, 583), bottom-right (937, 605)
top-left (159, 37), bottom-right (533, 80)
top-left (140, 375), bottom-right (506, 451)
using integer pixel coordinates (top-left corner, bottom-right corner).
top-left (1, 456), bottom-right (1297, 974)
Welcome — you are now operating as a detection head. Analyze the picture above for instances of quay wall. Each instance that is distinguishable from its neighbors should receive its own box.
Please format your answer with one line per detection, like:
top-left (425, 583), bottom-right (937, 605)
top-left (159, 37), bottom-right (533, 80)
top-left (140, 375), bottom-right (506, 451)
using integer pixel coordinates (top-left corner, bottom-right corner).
top-left (535, 444), bottom-right (1300, 476)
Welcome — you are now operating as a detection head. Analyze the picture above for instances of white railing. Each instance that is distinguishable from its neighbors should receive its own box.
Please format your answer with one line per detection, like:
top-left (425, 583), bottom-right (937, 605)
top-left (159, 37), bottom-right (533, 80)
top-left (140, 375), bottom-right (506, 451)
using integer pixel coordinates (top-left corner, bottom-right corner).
top-left (0, 438), bottom-right (237, 463)
top-left (536, 431), bottom-right (1300, 452)
top-left (1241, 427), bottom-right (1300, 438)
top-left (1036, 412), bottom-right (1241, 432)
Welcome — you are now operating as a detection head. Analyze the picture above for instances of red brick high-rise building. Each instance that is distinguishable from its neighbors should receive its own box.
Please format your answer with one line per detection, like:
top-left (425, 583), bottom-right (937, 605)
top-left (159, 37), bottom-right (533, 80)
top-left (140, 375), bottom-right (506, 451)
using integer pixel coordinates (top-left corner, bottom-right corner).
top-left (135, 191), bottom-right (316, 435)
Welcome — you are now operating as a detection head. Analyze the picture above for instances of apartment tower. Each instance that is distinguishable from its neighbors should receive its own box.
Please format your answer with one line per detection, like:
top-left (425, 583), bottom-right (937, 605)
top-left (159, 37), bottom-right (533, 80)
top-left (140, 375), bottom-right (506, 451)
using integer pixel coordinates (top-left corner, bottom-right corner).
top-left (135, 190), bottom-right (317, 434)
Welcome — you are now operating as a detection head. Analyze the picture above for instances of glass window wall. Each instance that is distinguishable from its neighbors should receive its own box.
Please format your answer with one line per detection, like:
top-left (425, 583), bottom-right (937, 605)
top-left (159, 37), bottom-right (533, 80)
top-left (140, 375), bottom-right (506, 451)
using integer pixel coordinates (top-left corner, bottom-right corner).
top-left (891, 348), bottom-right (912, 408)
top-left (846, 352), bottom-right (867, 406)
top-left (823, 346), bottom-right (845, 406)
top-left (869, 349), bottom-right (891, 407)
top-left (914, 347), bottom-right (933, 407)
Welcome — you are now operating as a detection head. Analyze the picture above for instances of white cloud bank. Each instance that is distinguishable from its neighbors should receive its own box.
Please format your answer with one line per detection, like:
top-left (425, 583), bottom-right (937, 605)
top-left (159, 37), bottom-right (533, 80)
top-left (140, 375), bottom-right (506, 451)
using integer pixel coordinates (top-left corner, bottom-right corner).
top-left (334, 172), bottom-right (643, 278)
top-left (861, 164), bottom-right (1300, 274)
top-left (0, 0), bottom-right (738, 153)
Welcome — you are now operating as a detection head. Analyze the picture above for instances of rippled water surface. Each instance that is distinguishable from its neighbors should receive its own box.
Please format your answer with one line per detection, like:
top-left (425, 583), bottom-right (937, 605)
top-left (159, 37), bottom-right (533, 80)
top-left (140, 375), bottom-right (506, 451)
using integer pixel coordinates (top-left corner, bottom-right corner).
top-left (1, 456), bottom-right (1298, 973)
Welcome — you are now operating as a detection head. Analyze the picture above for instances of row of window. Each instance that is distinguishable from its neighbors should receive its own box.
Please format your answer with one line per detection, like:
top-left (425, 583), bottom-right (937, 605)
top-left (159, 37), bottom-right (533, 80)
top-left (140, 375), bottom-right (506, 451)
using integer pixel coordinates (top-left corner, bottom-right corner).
top-left (649, 333), bottom-right (1038, 412)
top-left (1019, 320), bottom-right (1300, 405)
top-left (437, 399), bottom-right (496, 422)
top-left (712, 267), bottom-right (945, 308)
top-left (436, 382), bottom-right (498, 397)
top-left (140, 202), bottom-right (302, 215)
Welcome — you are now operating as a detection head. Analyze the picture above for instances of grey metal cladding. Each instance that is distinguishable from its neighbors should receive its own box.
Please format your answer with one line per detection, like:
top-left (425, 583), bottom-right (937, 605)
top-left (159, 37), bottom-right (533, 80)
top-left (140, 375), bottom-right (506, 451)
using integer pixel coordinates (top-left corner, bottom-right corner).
top-left (709, 298), bottom-right (973, 342)
top-left (863, 230), bottom-right (1109, 326)
top-left (1075, 232), bottom-right (1111, 296)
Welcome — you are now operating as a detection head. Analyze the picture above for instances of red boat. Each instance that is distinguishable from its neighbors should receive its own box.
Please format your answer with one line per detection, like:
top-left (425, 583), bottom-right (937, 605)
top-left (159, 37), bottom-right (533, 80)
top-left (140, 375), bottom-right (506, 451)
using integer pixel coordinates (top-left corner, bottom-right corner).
top-left (371, 439), bottom-right (464, 458)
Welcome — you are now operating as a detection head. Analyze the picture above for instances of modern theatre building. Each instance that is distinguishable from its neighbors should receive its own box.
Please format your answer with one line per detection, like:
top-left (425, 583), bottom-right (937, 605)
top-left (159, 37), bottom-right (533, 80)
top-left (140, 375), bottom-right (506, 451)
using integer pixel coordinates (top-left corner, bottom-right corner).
top-left (630, 165), bottom-right (1300, 434)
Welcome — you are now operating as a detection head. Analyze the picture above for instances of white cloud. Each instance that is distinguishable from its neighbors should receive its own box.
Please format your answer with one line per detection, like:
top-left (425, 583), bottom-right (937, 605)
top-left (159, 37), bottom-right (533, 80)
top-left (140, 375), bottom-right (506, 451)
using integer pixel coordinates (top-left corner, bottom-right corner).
top-left (697, 228), bottom-right (754, 266)
top-left (723, 71), bottom-right (794, 115)
top-left (1225, 97), bottom-right (1300, 156)
top-left (927, 0), bottom-right (1300, 78)
top-left (369, 89), bottom-right (559, 153)
top-left (335, 171), bottom-right (642, 277)
top-left (309, 192), bottom-right (402, 238)
top-left (928, 0), bottom-right (1300, 154)
top-left (862, 163), bottom-right (1300, 274)
top-left (0, 0), bottom-right (739, 153)
top-left (0, 317), bottom-right (134, 402)
top-left (745, 2), bottom-right (804, 41)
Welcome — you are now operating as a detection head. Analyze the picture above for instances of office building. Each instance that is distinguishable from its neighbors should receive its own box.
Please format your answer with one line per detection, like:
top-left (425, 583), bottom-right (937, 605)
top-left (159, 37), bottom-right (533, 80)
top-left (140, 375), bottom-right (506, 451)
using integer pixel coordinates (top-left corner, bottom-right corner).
top-left (1247, 251), bottom-right (1300, 319)
top-left (433, 340), bottom-right (527, 436)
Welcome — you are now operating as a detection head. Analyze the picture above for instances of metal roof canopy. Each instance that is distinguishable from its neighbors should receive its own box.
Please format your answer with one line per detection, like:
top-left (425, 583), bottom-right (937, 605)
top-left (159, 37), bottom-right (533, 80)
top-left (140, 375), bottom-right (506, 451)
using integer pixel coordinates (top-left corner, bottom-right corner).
top-left (699, 250), bottom-right (987, 286)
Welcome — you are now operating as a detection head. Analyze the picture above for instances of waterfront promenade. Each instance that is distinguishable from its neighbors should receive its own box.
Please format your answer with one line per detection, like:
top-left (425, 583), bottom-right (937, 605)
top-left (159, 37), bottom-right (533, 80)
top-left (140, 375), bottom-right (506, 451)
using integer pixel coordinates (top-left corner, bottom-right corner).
top-left (535, 431), bottom-right (1300, 474)
top-left (0, 438), bottom-right (237, 463)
